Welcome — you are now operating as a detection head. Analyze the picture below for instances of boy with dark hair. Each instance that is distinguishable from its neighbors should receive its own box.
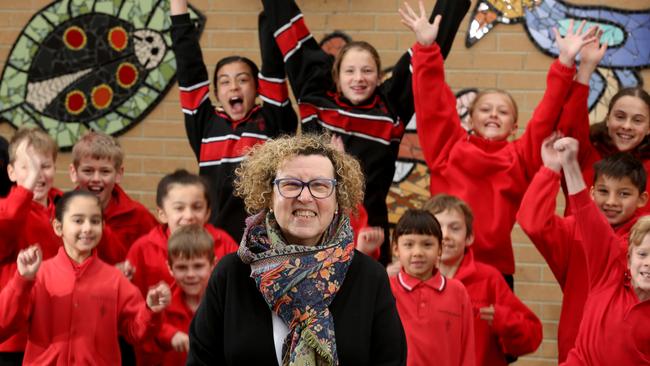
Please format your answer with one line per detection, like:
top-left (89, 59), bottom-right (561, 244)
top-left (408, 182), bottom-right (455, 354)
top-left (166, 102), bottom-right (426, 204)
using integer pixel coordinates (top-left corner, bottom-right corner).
top-left (69, 131), bottom-right (158, 264)
top-left (425, 194), bottom-right (542, 366)
top-left (517, 136), bottom-right (648, 363)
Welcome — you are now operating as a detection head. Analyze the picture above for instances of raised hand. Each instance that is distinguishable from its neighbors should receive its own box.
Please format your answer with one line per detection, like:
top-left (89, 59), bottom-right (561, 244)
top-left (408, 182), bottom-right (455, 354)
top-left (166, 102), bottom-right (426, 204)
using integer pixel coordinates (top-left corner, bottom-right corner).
top-left (330, 135), bottom-right (345, 153)
top-left (553, 137), bottom-right (580, 168)
top-left (541, 132), bottom-right (564, 173)
top-left (356, 226), bottom-right (384, 256)
top-left (17, 245), bottom-right (42, 280)
top-left (579, 29), bottom-right (608, 68)
top-left (553, 19), bottom-right (598, 67)
top-left (171, 331), bottom-right (190, 353)
top-left (170, 0), bottom-right (188, 16)
top-left (146, 282), bottom-right (171, 313)
top-left (399, 1), bottom-right (442, 47)
top-left (479, 304), bottom-right (495, 326)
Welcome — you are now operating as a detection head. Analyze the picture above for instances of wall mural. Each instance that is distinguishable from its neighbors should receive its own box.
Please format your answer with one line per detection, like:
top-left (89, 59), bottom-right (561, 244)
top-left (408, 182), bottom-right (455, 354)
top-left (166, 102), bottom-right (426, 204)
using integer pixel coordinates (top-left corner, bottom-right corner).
top-left (0, 0), bottom-right (205, 150)
top-left (388, 0), bottom-right (649, 225)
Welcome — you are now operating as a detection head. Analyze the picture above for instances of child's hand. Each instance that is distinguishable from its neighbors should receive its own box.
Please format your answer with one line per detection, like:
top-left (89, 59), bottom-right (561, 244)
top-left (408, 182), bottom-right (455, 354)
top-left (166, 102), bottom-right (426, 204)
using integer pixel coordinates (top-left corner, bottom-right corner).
top-left (399, 1), bottom-right (442, 47)
top-left (330, 135), bottom-right (345, 153)
top-left (17, 245), bottom-right (42, 280)
top-left (541, 132), bottom-right (564, 173)
top-left (170, 0), bottom-right (188, 15)
top-left (14, 140), bottom-right (42, 191)
top-left (386, 260), bottom-right (402, 277)
top-left (553, 19), bottom-right (598, 67)
top-left (553, 137), bottom-right (580, 168)
top-left (356, 227), bottom-right (384, 256)
top-left (479, 304), bottom-right (495, 326)
top-left (146, 282), bottom-right (171, 313)
top-left (579, 28), bottom-right (607, 69)
top-left (116, 260), bottom-right (135, 281)
top-left (171, 331), bottom-right (190, 353)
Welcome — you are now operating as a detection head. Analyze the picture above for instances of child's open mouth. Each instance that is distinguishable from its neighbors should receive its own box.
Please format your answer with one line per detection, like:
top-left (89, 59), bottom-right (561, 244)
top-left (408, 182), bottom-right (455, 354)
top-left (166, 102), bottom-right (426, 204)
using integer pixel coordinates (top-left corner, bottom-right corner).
top-left (229, 96), bottom-right (244, 114)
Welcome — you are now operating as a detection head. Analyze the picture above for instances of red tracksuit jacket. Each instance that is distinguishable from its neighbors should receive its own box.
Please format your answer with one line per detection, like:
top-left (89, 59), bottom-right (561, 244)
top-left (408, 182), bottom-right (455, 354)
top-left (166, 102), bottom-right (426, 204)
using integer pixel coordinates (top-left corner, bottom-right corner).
top-left (453, 250), bottom-right (542, 365)
top-left (517, 167), bottom-right (638, 363)
top-left (156, 286), bottom-right (194, 366)
top-left (0, 248), bottom-right (161, 365)
top-left (0, 185), bottom-right (61, 353)
top-left (413, 42), bottom-right (576, 275)
top-left (557, 81), bottom-right (650, 216)
top-left (390, 269), bottom-right (476, 366)
top-left (126, 224), bottom-right (237, 298)
top-left (97, 184), bottom-right (158, 264)
top-left (562, 190), bottom-right (650, 365)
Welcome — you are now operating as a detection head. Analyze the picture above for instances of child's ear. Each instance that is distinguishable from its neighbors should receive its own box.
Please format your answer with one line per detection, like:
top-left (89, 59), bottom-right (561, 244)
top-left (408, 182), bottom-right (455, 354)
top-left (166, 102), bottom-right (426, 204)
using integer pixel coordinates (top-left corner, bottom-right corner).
top-left (52, 219), bottom-right (63, 237)
top-left (391, 242), bottom-right (399, 258)
top-left (68, 163), bottom-right (78, 185)
top-left (638, 191), bottom-right (649, 208)
top-left (115, 165), bottom-right (124, 184)
top-left (589, 185), bottom-right (596, 199)
top-left (157, 207), bottom-right (168, 224)
top-left (465, 233), bottom-right (475, 247)
top-left (7, 163), bottom-right (17, 183)
top-left (510, 122), bottom-right (519, 137)
top-left (167, 262), bottom-right (173, 277)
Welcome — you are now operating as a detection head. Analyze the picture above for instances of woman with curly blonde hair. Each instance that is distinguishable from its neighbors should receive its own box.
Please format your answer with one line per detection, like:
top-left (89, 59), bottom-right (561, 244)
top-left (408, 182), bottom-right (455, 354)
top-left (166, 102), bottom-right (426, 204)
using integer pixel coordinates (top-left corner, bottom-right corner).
top-left (187, 134), bottom-right (406, 366)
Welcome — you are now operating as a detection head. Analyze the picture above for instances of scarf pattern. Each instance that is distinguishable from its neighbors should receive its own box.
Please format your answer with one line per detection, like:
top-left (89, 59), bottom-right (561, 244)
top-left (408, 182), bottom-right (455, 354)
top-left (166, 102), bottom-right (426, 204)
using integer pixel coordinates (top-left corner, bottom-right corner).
top-left (238, 211), bottom-right (354, 366)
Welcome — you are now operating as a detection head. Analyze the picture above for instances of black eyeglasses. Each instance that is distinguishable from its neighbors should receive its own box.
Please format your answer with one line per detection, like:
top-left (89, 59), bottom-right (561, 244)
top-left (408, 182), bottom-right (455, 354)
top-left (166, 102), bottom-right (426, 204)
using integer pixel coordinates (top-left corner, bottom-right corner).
top-left (273, 178), bottom-right (337, 199)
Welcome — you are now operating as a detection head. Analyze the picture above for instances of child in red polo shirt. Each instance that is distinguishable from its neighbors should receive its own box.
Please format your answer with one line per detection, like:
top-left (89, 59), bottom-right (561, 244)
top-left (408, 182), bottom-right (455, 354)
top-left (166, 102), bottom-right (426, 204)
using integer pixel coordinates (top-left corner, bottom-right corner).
top-left (425, 194), bottom-right (542, 366)
top-left (0, 128), bottom-right (62, 364)
top-left (389, 209), bottom-right (475, 366)
top-left (551, 136), bottom-right (650, 365)
top-left (517, 136), bottom-right (647, 363)
top-left (153, 225), bottom-right (216, 366)
top-left (68, 131), bottom-right (158, 264)
top-left (0, 190), bottom-right (171, 366)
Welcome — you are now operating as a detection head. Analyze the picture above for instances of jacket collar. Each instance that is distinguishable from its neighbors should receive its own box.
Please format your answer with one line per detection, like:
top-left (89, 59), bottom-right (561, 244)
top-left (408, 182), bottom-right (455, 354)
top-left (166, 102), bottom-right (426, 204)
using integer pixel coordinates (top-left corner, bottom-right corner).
top-left (397, 268), bottom-right (446, 292)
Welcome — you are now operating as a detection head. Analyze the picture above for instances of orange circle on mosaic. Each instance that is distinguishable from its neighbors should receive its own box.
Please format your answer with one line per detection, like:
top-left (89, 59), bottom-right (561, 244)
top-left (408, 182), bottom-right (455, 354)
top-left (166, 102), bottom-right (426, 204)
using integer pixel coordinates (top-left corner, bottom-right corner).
top-left (63, 26), bottom-right (86, 50)
top-left (116, 63), bottom-right (138, 88)
top-left (108, 26), bottom-right (128, 51)
top-left (91, 84), bottom-right (113, 109)
top-left (65, 90), bottom-right (87, 115)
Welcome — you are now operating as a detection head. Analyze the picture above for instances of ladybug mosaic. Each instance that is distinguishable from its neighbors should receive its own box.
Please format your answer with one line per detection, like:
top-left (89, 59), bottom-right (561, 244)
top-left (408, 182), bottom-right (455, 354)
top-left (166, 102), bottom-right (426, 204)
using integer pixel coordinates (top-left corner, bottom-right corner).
top-left (0, 0), bottom-right (205, 149)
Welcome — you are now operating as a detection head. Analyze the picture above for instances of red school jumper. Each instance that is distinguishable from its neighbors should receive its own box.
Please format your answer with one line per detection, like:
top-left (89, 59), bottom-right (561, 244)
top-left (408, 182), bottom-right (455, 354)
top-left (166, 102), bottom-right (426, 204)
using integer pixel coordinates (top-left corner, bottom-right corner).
top-left (96, 184), bottom-right (158, 265)
top-left (453, 250), bottom-right (542, 366)
top-left (127, 223), bottom-right (237, 298)
top-left (0, 185), bottom-right (62, 353)
top-left (155, 286), bottom-right (194, 366)
top-left (0, 247), bottom-right (162, 365)
top-left (390, 269), bottom-right (476, 366)
top-left (558, 81), bottom-right (650, 216)
top-left (413, 42), bottom-right (576, 275)
top-left (561, 190), bottom-right (650, 365)
top-left (517, 166), bottom-right (637, 363)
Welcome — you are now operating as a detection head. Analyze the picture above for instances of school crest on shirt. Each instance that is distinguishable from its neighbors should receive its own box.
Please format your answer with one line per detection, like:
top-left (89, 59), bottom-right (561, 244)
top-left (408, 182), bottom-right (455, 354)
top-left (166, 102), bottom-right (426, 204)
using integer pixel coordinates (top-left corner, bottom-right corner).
top-left (0, 0), bottom-right (205, 150)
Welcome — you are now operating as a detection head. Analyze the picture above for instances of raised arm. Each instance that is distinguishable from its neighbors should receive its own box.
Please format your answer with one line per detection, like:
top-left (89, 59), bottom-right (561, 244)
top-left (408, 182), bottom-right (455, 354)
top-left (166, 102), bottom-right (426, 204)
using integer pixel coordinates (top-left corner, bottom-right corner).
top-left (517, 134), bottom-right (577, 286)
top-left (257, 11), bottom-right (298, 135)
top-left (401, 3), bottom-right (465, 170)
top-left (118, 279), bottom-right (169, 344)
top-left (560, 137), bottom-right (624, 289)
top-left (515, 21), bottom-right (597, 178)
top-left (0, 246), bottom-right (39, 340)
top-left (170, 0), bottom-right (215, 160)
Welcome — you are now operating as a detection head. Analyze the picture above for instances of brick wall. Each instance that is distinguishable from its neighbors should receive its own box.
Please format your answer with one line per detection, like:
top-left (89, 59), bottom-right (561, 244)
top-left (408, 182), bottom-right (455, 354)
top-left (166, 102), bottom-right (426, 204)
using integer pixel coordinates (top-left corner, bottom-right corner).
top-left (1, 1), bottom-right (649, 364)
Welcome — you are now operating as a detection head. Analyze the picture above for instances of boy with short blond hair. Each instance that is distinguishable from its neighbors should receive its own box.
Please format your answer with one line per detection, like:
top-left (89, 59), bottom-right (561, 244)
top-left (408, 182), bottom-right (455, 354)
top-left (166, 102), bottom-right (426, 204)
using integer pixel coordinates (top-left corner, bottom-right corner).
top-left (0, 128), bottom-right (62, 363)
top-left (425, 194), bottom-right (542, 366)
top-left (69, 131), bottom-right (157, 264)
top-left (517, 136), bottom-right (648, 363)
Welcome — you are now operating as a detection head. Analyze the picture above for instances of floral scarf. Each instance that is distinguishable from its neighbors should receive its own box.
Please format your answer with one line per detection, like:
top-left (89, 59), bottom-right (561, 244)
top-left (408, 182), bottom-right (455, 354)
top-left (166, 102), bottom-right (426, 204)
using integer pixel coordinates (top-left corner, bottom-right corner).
top-left (238, 210), bottom-right (355, 366)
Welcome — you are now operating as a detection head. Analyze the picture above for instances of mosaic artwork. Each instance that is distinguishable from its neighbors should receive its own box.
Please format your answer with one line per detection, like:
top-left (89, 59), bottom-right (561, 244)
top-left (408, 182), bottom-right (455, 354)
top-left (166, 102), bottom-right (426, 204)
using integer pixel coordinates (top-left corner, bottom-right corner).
top-left (0, 0), bottom-right (205, 149)
top-left (465, 0), bottom-right (649, 122)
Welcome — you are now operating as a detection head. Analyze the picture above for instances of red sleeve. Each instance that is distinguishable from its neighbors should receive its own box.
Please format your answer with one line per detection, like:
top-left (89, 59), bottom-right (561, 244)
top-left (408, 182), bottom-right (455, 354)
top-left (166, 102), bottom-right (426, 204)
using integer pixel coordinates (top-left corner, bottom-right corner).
top-left (570, 189), bottom-right (626, 290)
top-left (412, 42), bottom-right (466, 172)
top-left (516, 167), bottom-right (575, 286)
top-left (0, 187), bottom-right (33, 261)
top-left (126, 239), bottom-right (149, 296)
top-left (514, 60), bottom-right (576, 179)
top-left (557, 81), bottom-right (592, 165)
top-left (156, 320), bottom-right (182, 351)
top-left (350, 205), bottom-right (380, 260)
top-left (117, 275), bottom-right (163, 344)
top-left (459, 287), bottom-right (476, 366)
top-left (490, 275), bottom-right (543, 357)
top-left (0, 271), bottom-right (34, 341)
top-left (213, 230), bottom-right (238, 260)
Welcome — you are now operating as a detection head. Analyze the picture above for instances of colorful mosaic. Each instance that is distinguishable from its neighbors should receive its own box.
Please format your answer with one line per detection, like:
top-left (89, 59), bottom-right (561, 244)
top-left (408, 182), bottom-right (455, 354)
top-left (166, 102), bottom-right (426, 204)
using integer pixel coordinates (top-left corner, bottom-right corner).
top-left (465, 0), bottom-right (649, 121)
top-left (0, 0), bottom-right (205, 150)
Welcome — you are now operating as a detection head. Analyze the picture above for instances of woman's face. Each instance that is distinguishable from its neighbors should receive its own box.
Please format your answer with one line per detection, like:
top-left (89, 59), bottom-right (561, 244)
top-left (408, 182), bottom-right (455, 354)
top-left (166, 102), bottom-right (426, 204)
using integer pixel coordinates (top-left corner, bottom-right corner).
top-left (606, 95), bottom-right (650, 152)
top-left (272, 154), bottom-right (338, 246)
top-left (337, 48), bottom-right (379, 105)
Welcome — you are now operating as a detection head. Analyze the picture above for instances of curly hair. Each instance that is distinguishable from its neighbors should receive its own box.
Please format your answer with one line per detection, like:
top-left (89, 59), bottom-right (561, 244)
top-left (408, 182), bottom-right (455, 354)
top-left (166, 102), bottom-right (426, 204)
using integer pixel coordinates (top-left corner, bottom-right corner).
top-left (234, 134), bottom-right (364, 214)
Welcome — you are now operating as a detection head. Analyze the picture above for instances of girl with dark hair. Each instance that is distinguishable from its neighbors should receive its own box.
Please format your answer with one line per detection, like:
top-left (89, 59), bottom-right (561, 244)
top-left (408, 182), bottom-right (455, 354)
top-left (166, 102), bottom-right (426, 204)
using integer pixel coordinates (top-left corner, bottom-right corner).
top-left (259, 0), bottom-right (471, 264)
top-left (170, 0), bottom-right (298, 242)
